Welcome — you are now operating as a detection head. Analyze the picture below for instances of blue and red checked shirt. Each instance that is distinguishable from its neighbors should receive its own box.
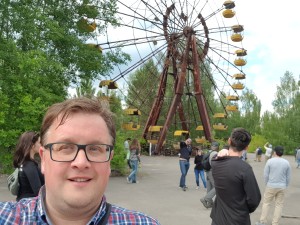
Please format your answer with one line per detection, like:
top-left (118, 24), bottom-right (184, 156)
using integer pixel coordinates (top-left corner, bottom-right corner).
top-left (0, 186), bottom-right (160, 225)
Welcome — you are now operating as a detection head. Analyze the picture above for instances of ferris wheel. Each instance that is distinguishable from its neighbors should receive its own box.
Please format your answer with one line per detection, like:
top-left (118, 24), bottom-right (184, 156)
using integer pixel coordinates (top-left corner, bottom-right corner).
top-left (96, 0), bottom-right (247, 153)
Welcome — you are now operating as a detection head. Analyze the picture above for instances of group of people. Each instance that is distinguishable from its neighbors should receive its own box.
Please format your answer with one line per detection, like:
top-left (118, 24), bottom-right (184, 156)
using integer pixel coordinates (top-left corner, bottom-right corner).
top-left (0, 97), bottom-right (160, 224)
top-left (193, 128), bottom-right (291, 225)
top-left (0, 97), bottom-right (295, 225)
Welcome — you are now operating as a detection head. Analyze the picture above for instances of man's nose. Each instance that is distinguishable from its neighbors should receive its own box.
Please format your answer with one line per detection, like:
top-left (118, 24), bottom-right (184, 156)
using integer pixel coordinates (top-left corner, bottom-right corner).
top-left (71, 149), bottom-right (90, 167)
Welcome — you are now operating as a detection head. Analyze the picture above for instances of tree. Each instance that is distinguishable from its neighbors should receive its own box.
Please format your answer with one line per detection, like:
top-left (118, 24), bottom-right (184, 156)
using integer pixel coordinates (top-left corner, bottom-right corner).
top-left (75, 78), bottom-right (96, 98)
top-left (0, 0), bottom-right (130, 172)
top-left (261, 71), bottom-right (300, 153)
top-left (239, 88), bottom-right (262, 134)
top-left (272, 71), bottom-right (298, 116)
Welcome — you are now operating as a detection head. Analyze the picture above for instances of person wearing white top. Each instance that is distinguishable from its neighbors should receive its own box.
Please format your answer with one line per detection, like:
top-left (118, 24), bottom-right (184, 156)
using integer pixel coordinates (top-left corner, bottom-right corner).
top-left (264, 142), bottom-right (273, 162)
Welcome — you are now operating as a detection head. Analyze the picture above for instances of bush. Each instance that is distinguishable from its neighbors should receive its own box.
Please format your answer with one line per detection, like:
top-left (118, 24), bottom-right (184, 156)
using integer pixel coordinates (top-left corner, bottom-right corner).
top-left (0, 148), bottom-right (14, 174)
top-left (110, 131), bottom-right (128, 176)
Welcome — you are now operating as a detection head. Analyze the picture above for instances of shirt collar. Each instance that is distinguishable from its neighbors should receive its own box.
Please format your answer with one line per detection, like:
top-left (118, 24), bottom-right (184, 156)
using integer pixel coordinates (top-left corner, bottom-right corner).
top-left (37, 186), bottom-right (108, 225)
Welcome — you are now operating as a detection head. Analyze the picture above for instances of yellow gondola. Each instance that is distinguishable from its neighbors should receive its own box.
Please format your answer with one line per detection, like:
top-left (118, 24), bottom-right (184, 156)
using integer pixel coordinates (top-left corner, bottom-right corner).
top-left (232, 83), bottom-right (245, 90)
top-left (231, 33), bottom-right (243, 42)
top-left (235, 49), bottom-right (247, 56)
top-left (232, 73), bottom-right (246, 80)
top-left (124, 108), bottom-right (141, 116)
top-left (213, 123), bottom-right (228, 130)
top-left (148, 126), bottom-right (163, 132)
top-left (196, 125), bottom-right (204, 131)
top-left (99, 80), bottom-right (118, 89)
top-left (77, 18), bottom-right (96, 32)
top-left (174, 130), bottom-right (189, 136)
top-left (226, 95), bottom-right (239, 101)
top-left (121, 122), bottom-right (140, 131)
top-left (213, 113), bottom-right (227, 118)
top-left (232, 25), bottom-right (244, 33)
top-left (148, 140), bottom-right (158, 144)
top-left (86, 44), bottom-right (102, 53)
top-left (222, 9), bottom-right (235, 18)
top-left (147, 126), bottom-right (163, 144)
top-left (226, 105), bottom-right (238, 111)
top-left (234, 58), bottom-right (247, 66)
top-left (223, 0), bottom-right (235, 9)
top-left (195, 136), bottom-right (207, 144)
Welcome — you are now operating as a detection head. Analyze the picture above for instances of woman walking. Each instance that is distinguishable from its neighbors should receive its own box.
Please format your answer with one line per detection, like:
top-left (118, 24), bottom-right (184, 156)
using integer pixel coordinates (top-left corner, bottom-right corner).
top-left (127, 139), bottom-right (141, 183)
top-left (179, 141), bottom-right (191, 191)
top-left (194, 148), bottom-right (206, 189)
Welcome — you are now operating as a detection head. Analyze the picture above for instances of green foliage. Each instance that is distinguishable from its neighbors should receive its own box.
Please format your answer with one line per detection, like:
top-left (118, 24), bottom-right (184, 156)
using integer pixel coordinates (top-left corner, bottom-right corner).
top-left (261, 71), bottom-right (300, 154)
top-left (0, 0), bottom-right (130, 173)
top-left (110, 131), bottom-right (128, 175)
top-left (248, 134), bottom-right (267, 153)
top-left (0, 149), bottom-right (14, 174)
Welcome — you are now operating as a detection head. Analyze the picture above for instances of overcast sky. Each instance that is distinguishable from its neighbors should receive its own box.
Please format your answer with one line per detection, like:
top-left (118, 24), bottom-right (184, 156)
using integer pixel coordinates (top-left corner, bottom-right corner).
top-left (235, 0), bottom-right (300, 113)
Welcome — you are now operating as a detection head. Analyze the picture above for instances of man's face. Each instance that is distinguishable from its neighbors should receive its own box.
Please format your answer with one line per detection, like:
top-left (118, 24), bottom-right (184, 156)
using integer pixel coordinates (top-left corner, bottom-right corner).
top-left (39, 112), bottom-right (113, 211)
top-left (186, 139), bottom-right (191, 145)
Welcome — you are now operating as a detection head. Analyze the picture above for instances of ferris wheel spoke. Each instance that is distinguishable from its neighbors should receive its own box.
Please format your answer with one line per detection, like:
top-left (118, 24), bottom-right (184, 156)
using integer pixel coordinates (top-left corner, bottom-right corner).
top-left (113, 42), bottom-right (168, 82)
top-left (100, 35), bottom-right (166, 50)
top-left (116, 10), bottom-right (162, 29)
top-left (116, 0), bottom-right (165, 33)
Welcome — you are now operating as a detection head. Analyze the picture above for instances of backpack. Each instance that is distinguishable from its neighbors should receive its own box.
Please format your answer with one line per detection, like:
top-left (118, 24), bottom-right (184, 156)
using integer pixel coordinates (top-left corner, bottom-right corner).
top-left (202, 150), bottom-right (212, 171)
top-left (7, 165), bottom-right (22, 196)
top-left (257, 148), bottom-right (263, 155)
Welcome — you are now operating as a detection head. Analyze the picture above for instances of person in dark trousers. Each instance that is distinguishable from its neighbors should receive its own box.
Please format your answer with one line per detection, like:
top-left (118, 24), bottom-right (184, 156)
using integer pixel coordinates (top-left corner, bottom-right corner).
top-left (210, 127), bottom-right (261, 225)
top-left (200, 141), bottom-right (219, 208)
top-left (194, 148), bottom-right (206, 189)
top-left (13, 131), bottom-right (44, 201)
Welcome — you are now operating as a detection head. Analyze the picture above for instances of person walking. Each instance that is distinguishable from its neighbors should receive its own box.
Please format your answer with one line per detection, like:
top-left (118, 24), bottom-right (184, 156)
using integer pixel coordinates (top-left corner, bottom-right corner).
top-left (124, 138), bottom-right (132, 169)
top-left (13, 131), bottom-right (44, 201)
top-left (256, 146), bottom-right (291, 225)
top-left (255, 147), bottom-right (263, 162)
top-left (200, 141), bottom-right (219, 208)
top-left (127, 138), bottom-right (141, 184)
top-left (179, 141), bottom-right (191, 191)
top-left (264, 142), bottom-right (273, 162)
top-left (296, 148), bottom-right (300, 168)
top-left (194, 148), bottom-right (206, 189)
top-left (210, 128), bottom-right (261, 225)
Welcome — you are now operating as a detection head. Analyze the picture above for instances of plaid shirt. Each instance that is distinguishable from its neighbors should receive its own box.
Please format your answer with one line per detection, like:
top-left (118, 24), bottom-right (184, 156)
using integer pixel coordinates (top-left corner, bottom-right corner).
top-left (0, 186), bottom-right (160, 225)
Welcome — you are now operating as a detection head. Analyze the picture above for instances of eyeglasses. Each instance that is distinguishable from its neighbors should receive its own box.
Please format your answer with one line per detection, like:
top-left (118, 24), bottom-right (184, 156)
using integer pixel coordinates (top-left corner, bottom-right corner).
top-left (43, 142), bottom-right (113, 163)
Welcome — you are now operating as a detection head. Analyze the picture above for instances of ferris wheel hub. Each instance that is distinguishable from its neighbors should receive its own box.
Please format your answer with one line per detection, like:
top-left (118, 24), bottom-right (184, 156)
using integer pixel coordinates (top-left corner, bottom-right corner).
top-left (183, 26), bottom-right (195, 37)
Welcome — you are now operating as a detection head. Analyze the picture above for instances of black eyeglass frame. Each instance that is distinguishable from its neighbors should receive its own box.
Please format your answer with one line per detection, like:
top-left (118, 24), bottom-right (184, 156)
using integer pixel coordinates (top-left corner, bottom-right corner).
top-left (43, 142), bottom-right (113, 163)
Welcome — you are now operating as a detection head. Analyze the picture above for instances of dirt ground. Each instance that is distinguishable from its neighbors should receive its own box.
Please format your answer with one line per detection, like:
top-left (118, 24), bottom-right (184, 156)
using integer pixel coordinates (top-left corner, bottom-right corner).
top-left (0, 153), bottom-right (299, 225)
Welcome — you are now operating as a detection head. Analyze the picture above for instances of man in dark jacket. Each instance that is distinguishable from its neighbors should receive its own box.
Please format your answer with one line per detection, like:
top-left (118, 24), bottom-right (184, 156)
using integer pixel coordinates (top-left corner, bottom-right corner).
top-left (210, 128), bottom-right (261, 225)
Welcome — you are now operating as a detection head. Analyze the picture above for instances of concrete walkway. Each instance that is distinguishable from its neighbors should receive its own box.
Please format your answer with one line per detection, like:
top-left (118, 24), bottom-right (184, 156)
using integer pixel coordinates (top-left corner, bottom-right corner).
top-left (0, 153), bottom-right (299, 225)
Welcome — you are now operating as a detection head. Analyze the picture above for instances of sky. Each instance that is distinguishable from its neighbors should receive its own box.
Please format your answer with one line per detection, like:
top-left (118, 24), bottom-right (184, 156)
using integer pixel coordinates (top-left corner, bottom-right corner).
top-left (84, 0), bottom-right (300, 115)
top-left (234, 0), bottom-right (300, 113)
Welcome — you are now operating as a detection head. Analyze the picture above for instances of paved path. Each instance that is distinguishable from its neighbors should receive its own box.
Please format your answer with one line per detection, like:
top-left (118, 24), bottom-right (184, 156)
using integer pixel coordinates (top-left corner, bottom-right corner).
top-left (1, 154), bottom-right (299, 225)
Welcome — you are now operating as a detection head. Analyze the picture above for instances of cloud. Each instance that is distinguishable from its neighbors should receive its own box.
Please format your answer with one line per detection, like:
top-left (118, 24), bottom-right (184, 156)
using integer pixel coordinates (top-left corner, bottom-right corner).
top-left (235, 0), bottom-right (300, 113)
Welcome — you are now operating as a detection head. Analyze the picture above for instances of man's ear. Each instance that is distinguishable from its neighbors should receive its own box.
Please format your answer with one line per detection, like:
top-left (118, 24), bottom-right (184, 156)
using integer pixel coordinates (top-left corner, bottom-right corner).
top-left (227, 138), bottom-right (231, 145)
top-left (110, 150), bottom-right (114, 160)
